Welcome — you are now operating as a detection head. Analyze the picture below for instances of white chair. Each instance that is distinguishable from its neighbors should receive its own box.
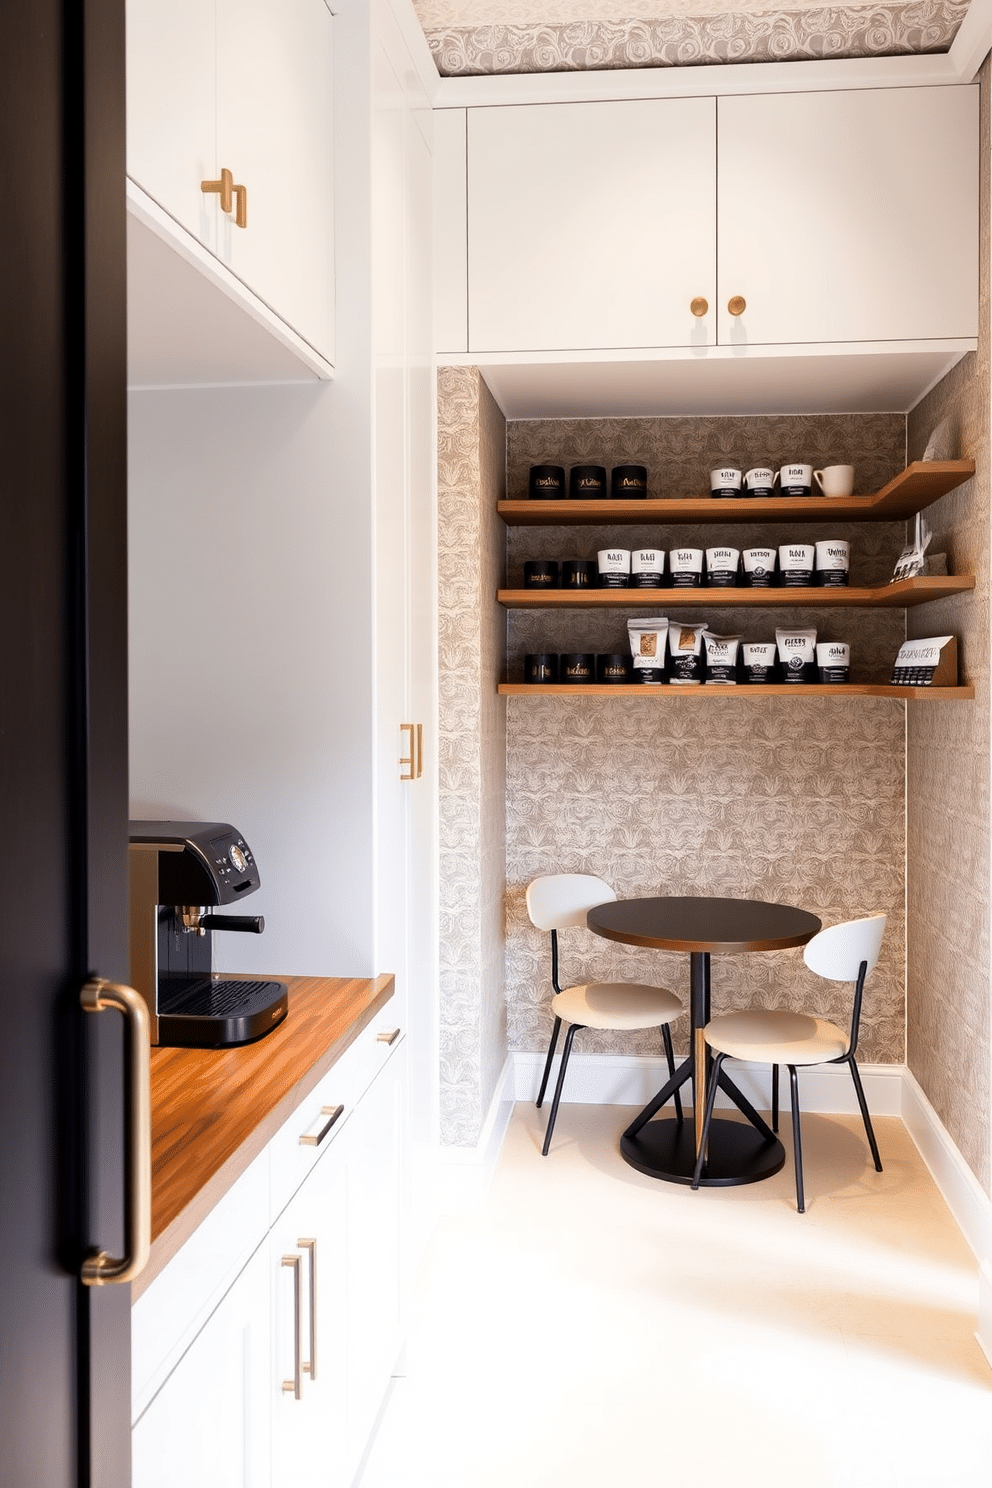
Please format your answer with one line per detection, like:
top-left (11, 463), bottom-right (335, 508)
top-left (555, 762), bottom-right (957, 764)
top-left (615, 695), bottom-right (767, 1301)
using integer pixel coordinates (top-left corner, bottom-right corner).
top-left (691, 913), bottom-right (886, 1211)
top-left (526, 874), bottom-right (685, 1156)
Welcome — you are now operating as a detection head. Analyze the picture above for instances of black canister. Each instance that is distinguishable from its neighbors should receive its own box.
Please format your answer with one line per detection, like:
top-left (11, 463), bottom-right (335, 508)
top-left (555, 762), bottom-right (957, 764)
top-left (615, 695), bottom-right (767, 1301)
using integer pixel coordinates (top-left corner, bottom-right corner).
top-left (524, 653), bottom-right (559, 684)
top-left (561, 652), bottom-right (595, 684)
top-left (610, 464), bottom-right (648, 500)
top-left (597, 653), bottom-right (630, 683)
top-left (529, 465), bottom-right (566, 500)
top-left (523, 560), bottom-right (560, 590)
top-left (561, 560), bottom-right (597, 589)
top-left (569, 464), bottom-right (607, 500)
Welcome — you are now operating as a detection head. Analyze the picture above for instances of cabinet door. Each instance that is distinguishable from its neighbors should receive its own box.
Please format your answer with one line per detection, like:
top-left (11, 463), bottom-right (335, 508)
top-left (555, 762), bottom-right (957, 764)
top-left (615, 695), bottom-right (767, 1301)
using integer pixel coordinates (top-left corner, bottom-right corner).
top-left (271, 1146), bottom-right (349, 1488)
top-left (717, 87), bottom-right (979, 347)
top-left (126, 0), bottom-right (221, 254)
top-left (467, 98), bottom-right (716, 353)
top-left (217, 0), bottom-right (335, 359)
top-left (132, 1244), bottom-right (271, 1488)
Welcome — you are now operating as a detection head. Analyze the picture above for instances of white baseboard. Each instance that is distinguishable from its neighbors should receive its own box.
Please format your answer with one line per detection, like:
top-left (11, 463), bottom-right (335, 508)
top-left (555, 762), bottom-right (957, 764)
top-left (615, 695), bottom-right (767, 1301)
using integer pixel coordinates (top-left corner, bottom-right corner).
top-left (511, 1049), bottom-right (905, 1116)
top-left (432, 1056), bottom-right (515, 1215)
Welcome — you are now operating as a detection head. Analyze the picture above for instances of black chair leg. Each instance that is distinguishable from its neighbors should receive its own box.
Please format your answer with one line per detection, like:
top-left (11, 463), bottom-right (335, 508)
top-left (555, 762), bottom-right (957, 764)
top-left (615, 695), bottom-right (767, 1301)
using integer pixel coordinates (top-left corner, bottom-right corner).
top-left (846, 1055), bottom-right (883, 1172)
top-left (788, 1065), bottom-right (805, 1213)
top-left (536, 1014), bottom-right (562, 1109)
top-left (542, 1022), bottom-right (581, 1156)
top-left (691, 1052), bottom-right (726, 1189)
top-left (771, 1064), bottom-right (779, 1132)
top-left (661, 1023), bottom-right (684, 1123)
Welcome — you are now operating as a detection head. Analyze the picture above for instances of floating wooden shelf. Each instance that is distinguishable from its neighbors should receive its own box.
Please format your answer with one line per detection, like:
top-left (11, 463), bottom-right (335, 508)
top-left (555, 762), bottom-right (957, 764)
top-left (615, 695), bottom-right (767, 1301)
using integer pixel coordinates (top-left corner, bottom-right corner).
top-left (497, 575), bottom-right (974, 609)
top-left (497, 460), bottom-right (975, 527)
top-left (498, 683), bottom-right (974, 700)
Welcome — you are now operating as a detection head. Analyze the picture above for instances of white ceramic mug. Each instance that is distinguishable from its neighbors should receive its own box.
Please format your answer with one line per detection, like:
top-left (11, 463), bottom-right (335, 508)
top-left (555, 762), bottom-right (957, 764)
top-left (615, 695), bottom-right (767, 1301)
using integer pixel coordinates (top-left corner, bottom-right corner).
top-left (743, 466), bottom-right (775, 497)
top-left (813, 464), bottom-right (855, 497)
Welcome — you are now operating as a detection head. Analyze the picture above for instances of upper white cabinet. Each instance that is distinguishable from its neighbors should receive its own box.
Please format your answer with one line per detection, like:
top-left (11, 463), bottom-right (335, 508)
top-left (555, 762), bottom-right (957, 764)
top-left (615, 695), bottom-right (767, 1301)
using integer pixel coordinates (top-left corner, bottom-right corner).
top-left (127, 0), bottom-right (334, 372)
top-left (466, 98), bottom-right (717, 354)
top-left (717, 88), bottom-right (979, 347)
top-left (442, 84), bottom-right (979, 368)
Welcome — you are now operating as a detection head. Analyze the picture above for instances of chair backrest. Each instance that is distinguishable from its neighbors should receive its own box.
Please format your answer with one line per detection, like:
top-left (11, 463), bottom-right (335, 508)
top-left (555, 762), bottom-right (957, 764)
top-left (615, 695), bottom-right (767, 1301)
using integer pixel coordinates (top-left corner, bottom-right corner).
top-left (526, 874), bottom-right (616, 932)
top-left (804, 914), bottom-right (887, 981)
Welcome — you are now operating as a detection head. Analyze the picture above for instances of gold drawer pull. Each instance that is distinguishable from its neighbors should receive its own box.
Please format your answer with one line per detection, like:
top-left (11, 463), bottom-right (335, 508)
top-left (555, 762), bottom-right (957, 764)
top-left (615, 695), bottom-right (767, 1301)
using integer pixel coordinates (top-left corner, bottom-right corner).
top-left (728, 295), bottom-right (747, 316)
top-left (376, 1028), bottom-right (402, 1046)
top-left (690, 296), bottom-right (708, 317)
top-left (281, 1253), bottom-right (303, 1398)
top-left (233, 180), bottom-right (248, 229)
top-left (299, 1103), bottom-right (344, 1147)
top-left (201, 168), bottom-right (247, 227)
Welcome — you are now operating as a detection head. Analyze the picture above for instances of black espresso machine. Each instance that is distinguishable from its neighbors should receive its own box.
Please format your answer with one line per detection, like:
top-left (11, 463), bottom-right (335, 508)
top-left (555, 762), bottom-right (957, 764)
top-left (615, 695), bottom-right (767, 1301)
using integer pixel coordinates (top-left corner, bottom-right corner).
top-left (129, 820), bottom-right (288, 1048)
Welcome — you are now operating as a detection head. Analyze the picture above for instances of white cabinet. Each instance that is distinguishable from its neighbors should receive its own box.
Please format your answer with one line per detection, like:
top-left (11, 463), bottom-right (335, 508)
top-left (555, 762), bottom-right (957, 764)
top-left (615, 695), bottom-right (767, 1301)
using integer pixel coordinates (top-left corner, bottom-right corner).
top-left (126, 0), bottom-right (334, 365)
top-left (465, 98), bottom-right (717, 354)
top-left (443, 84), bottom-right (978, 359)
top-left (132, 1243), bottom-right (271, 1488)
top-left (716, 88), bottom-right (979, 347)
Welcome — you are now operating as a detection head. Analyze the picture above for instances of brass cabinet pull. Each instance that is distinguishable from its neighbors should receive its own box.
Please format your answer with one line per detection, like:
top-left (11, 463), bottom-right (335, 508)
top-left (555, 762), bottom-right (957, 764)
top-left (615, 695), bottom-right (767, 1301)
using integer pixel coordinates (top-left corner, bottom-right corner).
top-left (201, 168), bottom-right (247, 227)
top-left (728, 295), bottom-right (747, 316)
top-left (201, 167), bottom-right (233, 214)
top-left (281, 1253), bottom-right (303, 1398)
top-left (400, 723), bottom-right (424, 781)
top-left (376, 1027), bottom-right (402, 1046)
top-left (690, 297), bottom-right (709, 317)
top-left (299, 1103), bottom-right (344, 1147)
top-left (79, 978), bottom-right (151, 1286)
top-left (299, 1238), bottom-right (317, 1381)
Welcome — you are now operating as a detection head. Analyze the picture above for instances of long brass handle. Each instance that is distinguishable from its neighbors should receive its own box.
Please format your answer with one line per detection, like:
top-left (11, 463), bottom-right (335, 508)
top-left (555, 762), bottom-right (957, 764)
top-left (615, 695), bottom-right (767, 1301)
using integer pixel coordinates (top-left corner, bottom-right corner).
top-left (400, 723), bottom-right (415, 781)
top-left (233, 181), bottom-right (248, 229)
top-left (299, 1103), bottom-right (344, 1148)
top-left (299, 1238), bottom-right (317, 1381)
top-left (79, 978), bottom-right (151, 1287)
top-left (728, 295), bottom-right (747, 316)
top-left (415, 723), bottom-right (423, 780)
top-left (281, 1253), bottom-right (303, 1398)
top-left (201, 167), bottom-right (233, 214)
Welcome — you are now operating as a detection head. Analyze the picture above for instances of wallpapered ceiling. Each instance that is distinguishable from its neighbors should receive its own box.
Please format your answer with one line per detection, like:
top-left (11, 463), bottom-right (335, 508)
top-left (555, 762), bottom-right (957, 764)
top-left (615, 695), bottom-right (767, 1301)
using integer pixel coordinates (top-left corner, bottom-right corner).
top-left (415, 0), bottom-right (968, 75)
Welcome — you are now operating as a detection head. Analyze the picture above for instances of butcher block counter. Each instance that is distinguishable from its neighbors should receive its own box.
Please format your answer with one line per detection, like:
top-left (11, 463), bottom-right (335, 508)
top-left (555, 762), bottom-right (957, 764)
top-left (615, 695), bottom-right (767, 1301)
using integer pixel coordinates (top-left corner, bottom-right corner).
top-left (139, 972), bottom-right (395, 1299)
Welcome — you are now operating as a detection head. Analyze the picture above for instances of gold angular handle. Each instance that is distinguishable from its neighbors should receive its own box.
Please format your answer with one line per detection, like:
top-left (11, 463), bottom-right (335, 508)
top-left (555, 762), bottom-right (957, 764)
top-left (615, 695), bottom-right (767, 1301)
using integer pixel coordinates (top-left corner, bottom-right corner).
top-left (299, 1238), bottom-right (317, 1381)
top-left (201, 166), bottom-right (233, 214)
top-left (233, 181), bottom-right (248, 229)
top-left (282, 1253), bottom-right (303, 1398)
top-left (376, 1027), bottom-right (402, 1046)
top-left (690, 297), bottom-right (708, 318)
top-left (728, 295), bottom-right (747, 316)
top-left (80, 979), bottom-right (151, 1286)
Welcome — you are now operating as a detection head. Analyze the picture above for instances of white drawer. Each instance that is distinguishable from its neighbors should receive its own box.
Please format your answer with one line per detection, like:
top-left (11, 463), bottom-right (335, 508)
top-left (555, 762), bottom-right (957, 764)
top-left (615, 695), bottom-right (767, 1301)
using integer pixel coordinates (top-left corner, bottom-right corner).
top-left (268, 1002), bottom-right (403, 1223)
top-left (132, 1147), bottom-right (269, 1423)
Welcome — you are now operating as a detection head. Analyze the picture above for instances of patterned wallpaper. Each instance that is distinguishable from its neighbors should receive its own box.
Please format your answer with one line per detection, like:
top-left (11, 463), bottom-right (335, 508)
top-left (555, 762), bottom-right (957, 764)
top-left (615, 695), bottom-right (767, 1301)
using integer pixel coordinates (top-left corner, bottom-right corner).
top-left (502, 412), bottom-right (909, 1069)
top-left (905, 58), bottom-right (990, 1193)
top-left (418, 0), bottom-right (967, 75)
top-left (437, 366), bottom-right (509, 1146)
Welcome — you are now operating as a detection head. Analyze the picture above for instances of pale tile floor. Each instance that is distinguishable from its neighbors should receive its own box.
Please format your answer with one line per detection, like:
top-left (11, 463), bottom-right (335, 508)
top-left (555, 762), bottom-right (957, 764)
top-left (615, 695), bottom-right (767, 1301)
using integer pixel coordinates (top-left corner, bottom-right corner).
top-left (359, 1103), bottom-right (992, 1488)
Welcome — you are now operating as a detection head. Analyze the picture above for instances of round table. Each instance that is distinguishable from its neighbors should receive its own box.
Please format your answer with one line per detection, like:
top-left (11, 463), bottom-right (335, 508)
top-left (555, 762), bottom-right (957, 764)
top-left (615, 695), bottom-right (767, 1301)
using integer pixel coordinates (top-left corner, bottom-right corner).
top-left (587, 896), bottom-right (821, 1186)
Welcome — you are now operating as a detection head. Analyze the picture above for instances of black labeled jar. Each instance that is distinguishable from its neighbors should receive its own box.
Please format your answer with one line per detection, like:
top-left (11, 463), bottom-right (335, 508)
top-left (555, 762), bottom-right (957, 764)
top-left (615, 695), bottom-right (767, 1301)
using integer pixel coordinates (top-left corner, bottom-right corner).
top-left (610, 464), bottom-right (648, 500)
top-left (561, 559), bottom-right (597, 589)
top-left (569, 464), bottom-right (607, 500)
top-left (561, 652), bottom-right (595, 684)
top-left (523, 560), bottom-right (560, 589)
top-left (524, 653), bottom-right (559, 684)
top-left (529, 465), bottom-right (566, 500)
top-left (597, 653), bottom-right (630, 683)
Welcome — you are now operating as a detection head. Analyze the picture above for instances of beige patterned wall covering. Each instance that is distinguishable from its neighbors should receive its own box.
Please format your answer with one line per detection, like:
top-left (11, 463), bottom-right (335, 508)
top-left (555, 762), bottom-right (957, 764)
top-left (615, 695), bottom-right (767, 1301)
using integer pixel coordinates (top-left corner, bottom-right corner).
top-left (503, 413), bottom-right (909, 1067)
top-left (905, 60), bottom-right (990, 1193)
top-left (437, 366), bottom-right (509, 1146)
top-left (418, 0), bottom-right (967, 75)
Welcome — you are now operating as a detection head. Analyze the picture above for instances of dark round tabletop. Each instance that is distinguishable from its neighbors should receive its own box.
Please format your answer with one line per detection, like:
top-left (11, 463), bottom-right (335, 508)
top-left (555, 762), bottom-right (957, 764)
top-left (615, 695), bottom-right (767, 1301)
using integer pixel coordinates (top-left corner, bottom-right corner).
top-left (587, 896), bottom-right (821, 954)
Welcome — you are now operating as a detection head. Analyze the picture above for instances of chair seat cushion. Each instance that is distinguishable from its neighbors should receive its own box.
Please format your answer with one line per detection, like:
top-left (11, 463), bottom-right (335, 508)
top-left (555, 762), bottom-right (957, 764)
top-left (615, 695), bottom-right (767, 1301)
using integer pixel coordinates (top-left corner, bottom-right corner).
top-left (556, 982), bottom-right (682, 1032)
top-left (703, 1009), bottom-right (848, 1066)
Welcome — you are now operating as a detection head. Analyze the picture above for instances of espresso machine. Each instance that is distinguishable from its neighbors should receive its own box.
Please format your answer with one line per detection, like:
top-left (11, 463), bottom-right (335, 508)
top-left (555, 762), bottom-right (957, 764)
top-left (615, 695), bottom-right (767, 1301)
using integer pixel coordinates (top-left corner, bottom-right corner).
top-left (129, 820), bottom-right (288, 1048)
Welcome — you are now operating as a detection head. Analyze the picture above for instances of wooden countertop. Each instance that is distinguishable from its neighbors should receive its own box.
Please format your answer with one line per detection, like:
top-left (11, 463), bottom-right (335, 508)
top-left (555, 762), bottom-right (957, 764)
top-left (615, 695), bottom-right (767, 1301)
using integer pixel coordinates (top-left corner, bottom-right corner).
top-left (138, 972), bottom-right (395, 1298)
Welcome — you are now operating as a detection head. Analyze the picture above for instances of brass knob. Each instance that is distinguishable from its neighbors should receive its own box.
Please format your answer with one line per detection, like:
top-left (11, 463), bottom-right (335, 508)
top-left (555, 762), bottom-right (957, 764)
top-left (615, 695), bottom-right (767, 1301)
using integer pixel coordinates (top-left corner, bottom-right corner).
top-left (728, 295), bottom-right (747, 316)
top-left (690, 297), bottom-right (708, 318)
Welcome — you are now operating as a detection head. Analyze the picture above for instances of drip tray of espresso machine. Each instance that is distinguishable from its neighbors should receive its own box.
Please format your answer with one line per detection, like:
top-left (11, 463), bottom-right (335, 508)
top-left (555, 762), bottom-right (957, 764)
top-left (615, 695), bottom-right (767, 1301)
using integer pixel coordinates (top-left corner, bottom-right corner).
top-left (158, 977), bottom-right (288, 1049)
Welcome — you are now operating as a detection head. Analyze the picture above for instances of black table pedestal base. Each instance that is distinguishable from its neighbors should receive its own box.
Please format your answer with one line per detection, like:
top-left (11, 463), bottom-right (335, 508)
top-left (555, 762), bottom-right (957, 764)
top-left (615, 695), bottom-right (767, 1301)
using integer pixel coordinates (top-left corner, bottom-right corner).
top-left (621, 1116), bottom-right (785, 1187)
